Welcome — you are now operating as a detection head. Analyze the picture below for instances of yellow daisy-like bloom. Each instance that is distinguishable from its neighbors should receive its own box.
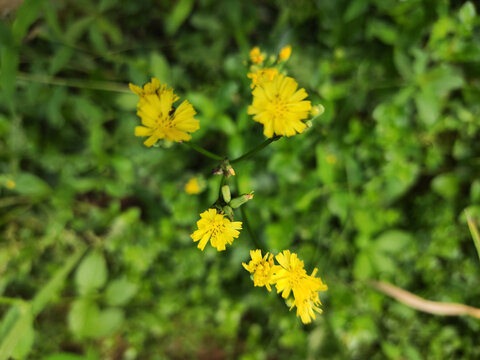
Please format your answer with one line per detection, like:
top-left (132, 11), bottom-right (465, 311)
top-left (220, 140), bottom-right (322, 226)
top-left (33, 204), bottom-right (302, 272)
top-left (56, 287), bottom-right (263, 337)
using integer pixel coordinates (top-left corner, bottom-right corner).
top-left (191, 209), bottom-right (242, 251)
top-left (290, 269), bottom-right (328, 324)
top-left (248, 74), bottom-right (312, 138)
top-left (272, 250), bottom-right (308, 299)
top-left (273, 250), bottom-right (328, 324)
top-left (249, 46), bottom-right (264, 64)
top-left (184, 177), bottom-right (201, 194)
top-left (247, 68), bottom-right (279, 89)
top-left (242, 249), bottom-right (280, 291)
top-left (129, 78), bottom-right (200, 146)
top-left (278, 45), bottom-right (292, 61)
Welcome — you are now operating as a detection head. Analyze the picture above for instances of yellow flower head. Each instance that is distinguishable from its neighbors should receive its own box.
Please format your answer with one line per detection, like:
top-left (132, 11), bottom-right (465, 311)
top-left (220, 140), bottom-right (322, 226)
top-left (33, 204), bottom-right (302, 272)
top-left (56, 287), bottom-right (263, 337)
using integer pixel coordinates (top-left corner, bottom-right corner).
top-left (248, 74), bottom-right (312, 138)
top-left (191, 209), bottom-right (242, 251)
top-left (5, 179), bottom-right (15, 189)
top-left (272, 250), bottom-right (308, 299)
top-left (290, 268), bottom-right (328, 324)
top-left (247, 68), bottom-right (279, 89)
top-left (185, 177), bottom-right (201, 194)
top-left (249, 46), bottom-right (264, 64)
top-left (129, 78), bottom-right (200, 146)
top-left (242, 249), bottom-right (280, 291)
top-left (278, 45), bottom-right (292, 61)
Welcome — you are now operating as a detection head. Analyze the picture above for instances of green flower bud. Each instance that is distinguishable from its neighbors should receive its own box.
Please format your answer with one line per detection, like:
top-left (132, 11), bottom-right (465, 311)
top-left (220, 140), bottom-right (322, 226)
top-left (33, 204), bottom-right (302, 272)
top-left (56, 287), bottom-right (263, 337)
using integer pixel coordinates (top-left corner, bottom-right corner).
top-left (222, 185), bottom-right (231, 203)
top-left (230, 192), bottom-right (254, 209)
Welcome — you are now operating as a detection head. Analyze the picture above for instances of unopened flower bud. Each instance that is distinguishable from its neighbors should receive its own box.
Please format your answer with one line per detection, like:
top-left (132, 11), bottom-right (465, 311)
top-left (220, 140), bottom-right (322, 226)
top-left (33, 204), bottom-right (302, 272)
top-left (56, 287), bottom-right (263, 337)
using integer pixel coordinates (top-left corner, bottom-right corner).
top-left (222, 185), bottom-right (231, 203)
top-left (230, 192), bottom-right (254, 209)
top-left (311, 104), bottom-right (325, 117)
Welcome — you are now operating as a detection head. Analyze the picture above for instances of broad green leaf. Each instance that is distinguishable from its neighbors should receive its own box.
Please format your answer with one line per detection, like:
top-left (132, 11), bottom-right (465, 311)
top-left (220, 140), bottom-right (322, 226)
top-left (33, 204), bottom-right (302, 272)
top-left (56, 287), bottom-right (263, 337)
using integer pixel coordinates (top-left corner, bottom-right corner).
top-left (353, 251), bottom-right (373, 280)
top-left (432, 173), bottom-right (459, 200)
top-left (105, 277), bottom-right (138, 306)
top-left (458, 2), bottom-right (476, 25)
top-left (375, 230), bottom-right (413, 253)
top-left (149, 53), bottom-right (171, 85)
top-left (93, 308), bottom-right (124, 338)
top-left (11, 173), bottom-right (51, 198)
top-left (75, 251), bottom-right (108, 295)
top-left (68, 300), bottom-right (99, 338)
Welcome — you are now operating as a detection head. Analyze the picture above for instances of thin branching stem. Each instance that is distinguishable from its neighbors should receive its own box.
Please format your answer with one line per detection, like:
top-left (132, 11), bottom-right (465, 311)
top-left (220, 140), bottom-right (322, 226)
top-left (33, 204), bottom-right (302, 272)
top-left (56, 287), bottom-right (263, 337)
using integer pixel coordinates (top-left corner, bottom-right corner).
top-left (183, 142), bottom-right (224, 161)
top-left (230, 136), bottom-right (282, 164)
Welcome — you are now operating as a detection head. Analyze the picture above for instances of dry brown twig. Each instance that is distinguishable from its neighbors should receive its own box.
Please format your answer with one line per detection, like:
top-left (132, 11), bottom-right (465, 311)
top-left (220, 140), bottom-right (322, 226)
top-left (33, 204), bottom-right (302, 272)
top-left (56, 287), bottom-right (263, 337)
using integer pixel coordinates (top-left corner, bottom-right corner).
top-left (370, 281), bottom-right (480, 319)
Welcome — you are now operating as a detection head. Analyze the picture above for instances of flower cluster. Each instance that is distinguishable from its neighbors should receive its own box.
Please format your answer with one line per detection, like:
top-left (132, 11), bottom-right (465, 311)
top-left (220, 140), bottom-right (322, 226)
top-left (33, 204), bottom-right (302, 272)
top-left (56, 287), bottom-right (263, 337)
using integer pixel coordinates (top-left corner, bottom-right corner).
top-left (243, 250), bottom-right (328, 324)
top-left (247, 46), bottom-right (316, 138)
top-left (129, 46), bottom-right (326, 324)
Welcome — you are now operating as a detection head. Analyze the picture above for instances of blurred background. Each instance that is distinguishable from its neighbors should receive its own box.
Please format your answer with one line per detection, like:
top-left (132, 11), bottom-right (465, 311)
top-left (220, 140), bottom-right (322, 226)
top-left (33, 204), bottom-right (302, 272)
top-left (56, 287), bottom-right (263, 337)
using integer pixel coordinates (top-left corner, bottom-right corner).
top-left (1, 0), bottom-right (480, 359)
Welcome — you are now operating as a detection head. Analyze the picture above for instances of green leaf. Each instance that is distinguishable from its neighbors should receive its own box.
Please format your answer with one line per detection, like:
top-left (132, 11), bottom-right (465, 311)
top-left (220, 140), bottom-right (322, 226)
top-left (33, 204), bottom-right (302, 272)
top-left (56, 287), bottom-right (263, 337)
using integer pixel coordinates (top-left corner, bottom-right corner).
top-left (415, 88), bottom-right (439, 126)
top-left (375, 230), bottom-right (413, 253)
top-left (366, 20), bottom-right (397, 45)
top-left (93, 308), bottom-right (124, 337)
top-left (68, 299), bottom-right (99, 338)
top-left (11, 320), bottom-right (34, 359)
top-left (165, 0), bottom-right (194, 35)
top-left (149, 53), bottom-right (171, 85)
top-left (11, 0), bottom-right (44, 42)
top-left (458, 2), bottom-right (476, 25)
top-left (0, 47), bottom-right (19, 113)
top-left (353, 251), bottom-right (373, 280)
top-left (32, 248), bottom-right (86, 316)
top-left (11, 173), bottom-right (52, 198)
top-left (105, 278), bottom-right (138, 307)
top-left (344, 0), bottom-right (369, 21)
top-left (431, 173), bottom-right (459, 200)
top-left (68, 300), bottom-right (124, 339)
top-left (0, 305), bottom-right (32, 360)
top-left (75, 251), bottom-right (108, 295)
top-left (465, 211), bottom-right (480, 261)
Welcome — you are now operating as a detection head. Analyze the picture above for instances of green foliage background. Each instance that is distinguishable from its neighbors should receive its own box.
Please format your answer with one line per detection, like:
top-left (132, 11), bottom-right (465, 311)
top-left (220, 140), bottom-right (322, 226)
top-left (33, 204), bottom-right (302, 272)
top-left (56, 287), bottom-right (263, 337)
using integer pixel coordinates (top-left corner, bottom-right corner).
top-left (1, 0), bottom-right (480, 358)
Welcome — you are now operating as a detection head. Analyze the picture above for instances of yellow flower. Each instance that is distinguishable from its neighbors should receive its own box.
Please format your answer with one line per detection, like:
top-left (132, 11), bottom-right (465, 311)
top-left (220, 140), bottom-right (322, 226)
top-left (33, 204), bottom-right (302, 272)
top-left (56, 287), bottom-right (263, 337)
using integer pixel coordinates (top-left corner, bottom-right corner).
top-left (248, 74), bottom-right (312, 138)
top-left (247, 68), bottom-right (279, 89)
top-left (5, 179), bottom-right (15, 189)
top-left (191, 209), bottom-right (242, 251)
top-left (249, 46), bottom-right (264, 64)
top-left (242, 249), bottom-right (280, 291)
top-left (272, 250), bottom-right (308, 299)
top-left (185, 177), bottom-right (201, 194)
top-left (278, 45), bottom-right (292, 61)
top-left (130, 78), bottom-right (199, 146)
top-left (273, 251), bottom-right (327, 324)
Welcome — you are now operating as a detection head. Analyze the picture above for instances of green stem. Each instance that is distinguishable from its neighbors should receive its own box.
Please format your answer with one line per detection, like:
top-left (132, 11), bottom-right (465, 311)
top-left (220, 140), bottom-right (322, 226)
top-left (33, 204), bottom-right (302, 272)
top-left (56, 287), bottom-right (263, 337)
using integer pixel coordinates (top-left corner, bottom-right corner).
top-left (218, 176), bottom-right (226, 199)
top-left (230, 136), bottom-right (281, 164)
top-left (183, 142), bottom-right (224, 161)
